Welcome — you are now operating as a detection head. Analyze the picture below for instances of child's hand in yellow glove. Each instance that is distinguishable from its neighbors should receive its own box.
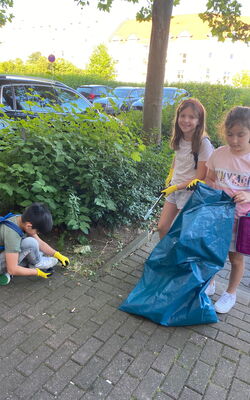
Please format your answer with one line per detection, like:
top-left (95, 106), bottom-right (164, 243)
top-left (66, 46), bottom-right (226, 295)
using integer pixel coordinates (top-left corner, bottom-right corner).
top-left (165, 168), bottom-right (174, 187)
top-left (186, 179), bottom-right (205, 191)
top-left (54, 251), bottom-right (69, 267)
top-left (161, 185), bottom-right (178, 197)
top-left (36, 268), bottom-right (53, 279)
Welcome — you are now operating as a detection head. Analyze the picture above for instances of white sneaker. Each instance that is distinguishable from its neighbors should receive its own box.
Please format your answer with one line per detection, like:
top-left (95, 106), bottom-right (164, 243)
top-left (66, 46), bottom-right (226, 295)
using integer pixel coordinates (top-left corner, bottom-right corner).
top-left (205, 281), bottom-right (216, 296)
top-left (214, 292), bottom-right (236, 314)
top-left (34, 256), bottom-right (58, 271)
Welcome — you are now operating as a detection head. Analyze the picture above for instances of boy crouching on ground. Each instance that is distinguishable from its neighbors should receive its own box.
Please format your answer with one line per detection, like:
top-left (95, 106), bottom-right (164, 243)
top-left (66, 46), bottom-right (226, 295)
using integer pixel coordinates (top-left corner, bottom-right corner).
top-left (0, 202), bottom-right (69, 285)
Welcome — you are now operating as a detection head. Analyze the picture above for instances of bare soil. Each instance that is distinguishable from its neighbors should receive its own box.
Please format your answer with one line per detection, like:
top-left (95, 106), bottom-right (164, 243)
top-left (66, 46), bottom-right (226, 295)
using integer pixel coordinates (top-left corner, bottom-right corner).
top-left (46, 224), bottom-right (145, 279)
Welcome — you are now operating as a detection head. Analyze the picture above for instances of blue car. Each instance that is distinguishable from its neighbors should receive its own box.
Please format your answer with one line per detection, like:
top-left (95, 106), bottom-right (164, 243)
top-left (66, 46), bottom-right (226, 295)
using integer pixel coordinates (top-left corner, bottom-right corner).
top-left (93, 86), bottom-right (145, 114)
top-left (130, 87), bottom-right (190, 111)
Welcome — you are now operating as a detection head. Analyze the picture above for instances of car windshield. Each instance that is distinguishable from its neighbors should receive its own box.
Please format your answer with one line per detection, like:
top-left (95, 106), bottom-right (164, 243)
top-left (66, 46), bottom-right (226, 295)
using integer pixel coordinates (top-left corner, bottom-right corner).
top-left (113, 88), bottom-right (132, 98)
top-left (162, 88), bottom-right (176, 99)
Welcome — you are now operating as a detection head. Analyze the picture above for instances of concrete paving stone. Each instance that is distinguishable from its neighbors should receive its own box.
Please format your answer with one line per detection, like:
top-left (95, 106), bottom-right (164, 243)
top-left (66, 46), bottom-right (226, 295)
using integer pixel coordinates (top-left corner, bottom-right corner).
top-left (21, 313), bottom-right (51, 334)
top-left (177, 342), bottom-right (203, 369)
top-left (135, 248), bottom-right (151, 259)
top-left (44, 359), bottom-right (81, 396)
top-left (105, 373), bottom-right (140, 400)
top-left (70, 320), bottom-right (100, 345)
top-left (227, 377), bottom-right (250, 400)
top-left (243, 313), bottom-right (250, 323)
top-left (154, 392), bottom-right (175, 400)
top-left (131, 268), bottom-right (144, 278)
top-left (178, 386), bottom-right (202, 400)
top-left (227, 307), bottom-right (245, 320)
top-left (161, 364), bottom-right (190, 399)
top-left (235, 354), bottom-right (250, 383)
top-left (94, 318), bottom-right (122, 342)
top-left (129, 253), bottom-right (147, 264)
top-left (167, 327), bottom-right (193, 349)
top-left (57, 383), bottom-right (85, 400)
top-left (30, 390), bottom-right (58, 400)
top-left (22, 299), bottom-right (55, 320)
top-left (109, 268), bottom-right (127, 279)
top-left (0, 314), bottom-right (30, 338)
top-left (238, 329), bottom-right (250, 343)
top-left (187, 360), bottom-right (214, 394)
top-left (0, 370), bottom-right (26, 397)
top-left (71, 336), bottom-right (104, 365)
top-left (145, 326), bottom-right (173, 353)
top-left (85, 288), bottom-right (113, 307)
top-left (123, 274), bottom-right (139, 285)
top-left (101, 351), bottom-right (134, 384)
top-left (152, 344), bottom-right (178, 374)
top-left (19, 326), bottom-right (53, 354)
top-left (0, 330), bottom-right (28, 357)
top-left (122, 257), bottom-right (140, 268)
top-left (117, 262), bottom-right (135, 273)
top-left (138, 319), bottom-right (158, 336)
top-left (63, 285), bottom-right (88, 301)
top-left (226, 315), bottom-right (250, 332)
top-left (73, 356), bottom-right (109, 391)
top-left (191, 324), bottom-right (219, 340)
top-left (96, 333), bottom-right (127, 361)
top-left (45, 296), bottom-right (72, 316)
top-left (101, 275), bottom-right (134, 293)
top-left (90, 304), bottom-right (117, 325)
top-left (45, 323), bottom-right (77, 349)
top-left (203, 382), bottom-right (228, 400)
top-left (116, 315), bottom-right (142, 338)
top-left (188, 332), bottom-right (209, 347)
top-left (14, 364), bottom-right (54, 399)
top-left (16, 344), bottom-right (53, 376)
top-left (128, 350), bottom-right (157, 378)
top-left (94, 280), bottom-right (128, 297)
top-left (45, 340), bottom-right (78, 371)
top-left (216, 320), bottom-right (239, 336)
top-left (216, 331), bottom-right (250, 353)
top-left (107, 294), bottom-right (125, 308)
top-left (221, 346), bottom-right (241, 362)
top-left (24, 287), bottom-right (51, 304)
top-left (233, 302), bottom-right (250, 314)
top-left (67, 306), bottom-right (97, 329)
top-left (1, 301), bottom-right (30, 322)
top-left (133, 367), bottom-right (165, 400)
top-left (121, 329), bottom-right (149, 357)
top-left (212, 357), bottom-right (237, 389)
top-left (0, 348), bottom-right (27, 380)
top-left (81, 377), bottom-right (113, 399)
top-left (199, 339), bottom-right (223, 366)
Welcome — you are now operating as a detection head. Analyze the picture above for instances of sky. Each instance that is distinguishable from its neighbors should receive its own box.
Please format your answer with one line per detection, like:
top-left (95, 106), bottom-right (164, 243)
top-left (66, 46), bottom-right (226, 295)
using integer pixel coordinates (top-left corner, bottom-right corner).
top-left (0, 0), bottom-right (250, 67)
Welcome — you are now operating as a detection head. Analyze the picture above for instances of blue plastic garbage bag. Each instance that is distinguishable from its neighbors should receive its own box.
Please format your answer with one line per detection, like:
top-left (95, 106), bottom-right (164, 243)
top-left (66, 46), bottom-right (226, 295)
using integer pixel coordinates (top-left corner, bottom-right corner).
top-left (119, 184), bottom-right (235, 326)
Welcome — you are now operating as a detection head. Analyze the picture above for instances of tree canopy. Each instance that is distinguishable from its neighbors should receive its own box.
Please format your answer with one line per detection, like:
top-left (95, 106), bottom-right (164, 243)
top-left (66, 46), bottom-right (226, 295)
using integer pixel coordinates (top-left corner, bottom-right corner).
top-left (85, 44), bottom-right (117, 80)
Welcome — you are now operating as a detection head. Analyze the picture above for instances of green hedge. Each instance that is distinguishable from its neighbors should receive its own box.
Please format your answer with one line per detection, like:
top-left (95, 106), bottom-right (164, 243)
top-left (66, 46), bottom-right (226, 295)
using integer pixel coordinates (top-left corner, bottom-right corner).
top-left (0, 112), bottom-right (172, 231)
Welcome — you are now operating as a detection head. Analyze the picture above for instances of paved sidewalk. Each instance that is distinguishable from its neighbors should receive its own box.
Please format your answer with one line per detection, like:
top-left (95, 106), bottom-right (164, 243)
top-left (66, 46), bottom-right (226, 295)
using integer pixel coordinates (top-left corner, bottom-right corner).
top-left (0, 233), bottom-right (249, 400)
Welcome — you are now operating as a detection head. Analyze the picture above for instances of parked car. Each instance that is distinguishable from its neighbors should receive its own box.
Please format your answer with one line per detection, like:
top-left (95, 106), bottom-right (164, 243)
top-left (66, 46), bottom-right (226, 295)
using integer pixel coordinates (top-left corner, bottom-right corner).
top-left (130, 87), bottom-right (190, 111)
top-left (76, 84), bottom-right (112, 102)
top-left (0, 74), bottom-right (104, 120)
top-left (93, 86), bottom-right (145, 114)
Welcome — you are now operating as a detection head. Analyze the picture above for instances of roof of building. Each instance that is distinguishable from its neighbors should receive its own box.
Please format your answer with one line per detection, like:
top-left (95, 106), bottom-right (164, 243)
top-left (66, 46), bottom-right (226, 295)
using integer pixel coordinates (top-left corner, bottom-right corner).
top-left (111, 14), bottom-right (250, 42)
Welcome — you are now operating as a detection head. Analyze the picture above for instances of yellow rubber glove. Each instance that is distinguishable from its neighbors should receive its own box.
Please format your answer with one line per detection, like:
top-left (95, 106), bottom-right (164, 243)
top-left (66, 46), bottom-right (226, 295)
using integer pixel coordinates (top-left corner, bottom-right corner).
top-left (165, 168), bottom-right (174, 187)
top-left (186, 179), bottom-right (206, 191)
top-left (161, 184), bottom-right (178, 197)
top-left (54, 251), bottom-right (69, 267)
top-left (36, 268), bottom-right (53, 279)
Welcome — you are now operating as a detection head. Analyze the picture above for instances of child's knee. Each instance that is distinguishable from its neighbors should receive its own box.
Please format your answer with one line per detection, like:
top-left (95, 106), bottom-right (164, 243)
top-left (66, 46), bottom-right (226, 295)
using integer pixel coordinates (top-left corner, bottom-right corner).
top-left (21, 237), bottom-right (39, 251)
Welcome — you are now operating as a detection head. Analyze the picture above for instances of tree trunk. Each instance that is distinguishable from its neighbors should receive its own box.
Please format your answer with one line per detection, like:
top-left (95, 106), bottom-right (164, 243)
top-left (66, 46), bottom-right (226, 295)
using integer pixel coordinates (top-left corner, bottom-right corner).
top-left (142, 0), bottom-right (174, 144)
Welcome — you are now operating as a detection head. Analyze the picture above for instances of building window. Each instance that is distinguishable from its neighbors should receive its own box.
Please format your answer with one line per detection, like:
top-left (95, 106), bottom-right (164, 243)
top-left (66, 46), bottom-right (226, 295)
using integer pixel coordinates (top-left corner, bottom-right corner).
top-left (177, 70), bottom-right (184, 80)
top-left (206, 68), bottom-right (210, 80)
top-left (223, 71), bottom-right (231, 84)
top-left (180, 53), bottom-right (187, 63)
top-left (208, 52), bottom-right (212, 58)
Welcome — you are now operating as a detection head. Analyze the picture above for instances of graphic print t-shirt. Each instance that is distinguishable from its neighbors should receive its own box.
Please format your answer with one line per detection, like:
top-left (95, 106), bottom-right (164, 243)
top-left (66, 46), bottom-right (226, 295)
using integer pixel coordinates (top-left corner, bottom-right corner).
top-left (207, 145), bottom-right (250, 217)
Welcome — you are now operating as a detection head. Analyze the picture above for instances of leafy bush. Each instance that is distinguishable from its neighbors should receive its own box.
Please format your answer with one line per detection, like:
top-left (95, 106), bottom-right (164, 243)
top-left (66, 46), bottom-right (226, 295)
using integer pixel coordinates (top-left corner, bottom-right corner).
top-left (0, 111), bottom-right (171, 232)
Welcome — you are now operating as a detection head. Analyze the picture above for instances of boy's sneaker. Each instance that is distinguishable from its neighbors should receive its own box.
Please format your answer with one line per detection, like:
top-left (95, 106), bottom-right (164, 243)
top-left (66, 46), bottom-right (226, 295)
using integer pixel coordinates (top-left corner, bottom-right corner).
top-left (205, 281), bottom-right (216, 296)
top-left (214, 292), bottom-right (236, 314)
top-left (0, 272), bottom-right (11, 286)
top-left (34, 256), bottom-right (58, 271)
